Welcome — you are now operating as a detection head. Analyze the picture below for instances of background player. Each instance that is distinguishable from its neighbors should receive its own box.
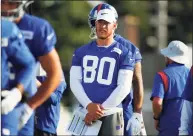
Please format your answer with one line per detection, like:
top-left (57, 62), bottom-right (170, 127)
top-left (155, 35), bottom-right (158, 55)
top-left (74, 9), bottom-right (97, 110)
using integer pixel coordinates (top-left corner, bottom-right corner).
top-left (35, 63), bottom-right (66, 136)
top-left (1, 19), bottom-right (36, 136)
top-left (2, 0), bottom-right (64, 135)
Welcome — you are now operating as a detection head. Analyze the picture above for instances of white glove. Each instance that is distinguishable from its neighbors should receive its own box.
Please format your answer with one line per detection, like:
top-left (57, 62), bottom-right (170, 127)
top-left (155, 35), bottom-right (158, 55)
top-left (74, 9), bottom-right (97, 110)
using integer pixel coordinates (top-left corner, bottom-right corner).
top-left (18, 103), bottom-right (34, 130)
top-left (1, 88), bottom-right (22, 114)
top-left (126, 113), bottom-right (142, 135)
top-left (179, 130), bottom-right (189, 135)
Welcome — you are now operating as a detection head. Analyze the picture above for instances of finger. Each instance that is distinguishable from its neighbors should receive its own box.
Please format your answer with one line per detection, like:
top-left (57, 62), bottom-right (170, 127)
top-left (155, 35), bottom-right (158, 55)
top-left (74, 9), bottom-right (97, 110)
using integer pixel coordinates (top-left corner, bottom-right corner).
top-left (99, 104), bottom-right (104, 110)
top-left (85, 121), bottom-right (92, 126)
top-left (1, 91), bottom-right (10, 97)
top-left (95, 111), bottom-right (104, 117)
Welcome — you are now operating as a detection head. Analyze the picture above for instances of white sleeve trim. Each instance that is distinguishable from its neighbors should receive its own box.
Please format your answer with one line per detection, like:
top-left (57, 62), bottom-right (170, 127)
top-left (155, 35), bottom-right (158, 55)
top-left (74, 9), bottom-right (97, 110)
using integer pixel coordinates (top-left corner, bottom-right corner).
top-left (102, 69), bottom-right (133, 108)
top-left (70, 66), bottom-right (92, 108)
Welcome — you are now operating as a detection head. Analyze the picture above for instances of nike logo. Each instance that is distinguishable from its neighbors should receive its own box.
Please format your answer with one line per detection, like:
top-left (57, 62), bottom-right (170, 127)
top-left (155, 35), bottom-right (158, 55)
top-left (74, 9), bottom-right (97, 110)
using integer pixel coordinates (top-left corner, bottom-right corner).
top-left (101, 13), bottom-right (108, 15)
top-left (47, 32), bottom-right (54, 40)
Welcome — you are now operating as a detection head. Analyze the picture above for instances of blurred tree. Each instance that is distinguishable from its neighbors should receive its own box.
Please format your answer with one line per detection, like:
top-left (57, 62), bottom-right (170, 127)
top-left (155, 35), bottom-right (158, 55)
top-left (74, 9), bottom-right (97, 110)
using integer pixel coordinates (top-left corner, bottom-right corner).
top-left (168, 0), bottom-right (192, 43)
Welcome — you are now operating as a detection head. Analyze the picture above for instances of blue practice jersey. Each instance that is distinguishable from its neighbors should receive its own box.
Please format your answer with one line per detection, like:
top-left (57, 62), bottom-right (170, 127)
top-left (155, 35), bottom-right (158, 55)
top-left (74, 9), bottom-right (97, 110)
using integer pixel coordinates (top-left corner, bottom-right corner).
top-left (1, 19), bottom-right (36, 136)
top-left (15, 14), bottom-right (58, 136)
top-left (9, 13), bottom-right (57, 97)
top-left (114, 34), bottom-right (142, 136)
top-left (151, 63), bottom-right (189, 135)
top-left (72, 40), bottom-right (135, 104)
top-left (114, 34), bottom-right (142, 108)
top-left (17, 14), bottom-right (56, 60)
top-left (1, 19), bottom-right (36, 91)
top-left (35, 76), bottom-right (66, 134)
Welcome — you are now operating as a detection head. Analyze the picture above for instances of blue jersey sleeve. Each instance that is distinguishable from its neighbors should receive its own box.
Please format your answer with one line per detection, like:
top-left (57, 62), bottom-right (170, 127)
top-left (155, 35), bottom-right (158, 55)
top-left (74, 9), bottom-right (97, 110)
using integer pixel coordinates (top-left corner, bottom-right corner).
top-left (150, 73), bottom-right (165, 100)
top-left (7, 24), bottom-right (36, 90)
top-left (120, 49), bottom-right (135, 70)
top-left (135, 49), bottom-right (142, 63)
top-left (71, 49), bottom-right (82, 66)
top-left (34, 21), bottom-right (56, 57)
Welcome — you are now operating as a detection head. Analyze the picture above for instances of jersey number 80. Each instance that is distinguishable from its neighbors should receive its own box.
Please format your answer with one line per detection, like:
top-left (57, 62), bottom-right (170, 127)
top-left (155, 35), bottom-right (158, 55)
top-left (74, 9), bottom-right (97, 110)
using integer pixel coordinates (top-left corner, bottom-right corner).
top-left (83, 55), bottom-right (116, 85)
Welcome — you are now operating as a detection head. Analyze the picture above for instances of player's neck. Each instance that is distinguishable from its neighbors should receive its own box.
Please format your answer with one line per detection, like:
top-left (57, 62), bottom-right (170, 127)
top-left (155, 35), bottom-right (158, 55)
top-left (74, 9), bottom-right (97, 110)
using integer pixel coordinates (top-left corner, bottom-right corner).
top-left (96, 36), bottom-right (114, 47)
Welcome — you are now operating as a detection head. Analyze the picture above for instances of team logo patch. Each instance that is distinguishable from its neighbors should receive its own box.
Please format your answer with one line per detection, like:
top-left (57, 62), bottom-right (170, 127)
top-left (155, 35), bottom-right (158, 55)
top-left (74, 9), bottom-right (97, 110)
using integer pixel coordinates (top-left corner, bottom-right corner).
top-left (116, 125), bottom-right (121, 130)
top-left (111, 47), bottom-right (122, 55)
top-left (21, 30), bottom-right (34, 40)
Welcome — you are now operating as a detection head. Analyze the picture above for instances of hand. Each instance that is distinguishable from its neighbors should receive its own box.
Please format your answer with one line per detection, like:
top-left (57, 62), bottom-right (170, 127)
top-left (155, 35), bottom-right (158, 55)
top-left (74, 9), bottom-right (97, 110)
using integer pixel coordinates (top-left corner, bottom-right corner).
top-left (126, 112), bottom-right (142, 135)
top-left (86, 103), bottom-right (104, 117)
top-left (84, 113), bottom-right (94, 126)
top-left (154, 120), bottom-right (159, 131)
top-left (1, 88), bottom-right (22, 114)
top-left (18, 103), bottom-right (34, 130)
top-left (84, 112), bottom-right (102, 126)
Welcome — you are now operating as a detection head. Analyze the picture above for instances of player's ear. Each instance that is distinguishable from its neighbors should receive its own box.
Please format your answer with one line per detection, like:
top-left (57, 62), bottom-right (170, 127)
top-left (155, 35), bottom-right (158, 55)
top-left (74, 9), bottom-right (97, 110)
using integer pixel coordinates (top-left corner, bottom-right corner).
top-left (113, 22), bottom-right (118, 30)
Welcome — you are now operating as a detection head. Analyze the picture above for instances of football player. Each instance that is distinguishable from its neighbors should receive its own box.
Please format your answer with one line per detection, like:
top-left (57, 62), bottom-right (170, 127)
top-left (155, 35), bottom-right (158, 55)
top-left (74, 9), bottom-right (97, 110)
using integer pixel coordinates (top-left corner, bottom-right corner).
top-left (35, 63), bottom-right (66, 136)
top-left (70, 4), bottom-right (135, 135)
top-left (1, 19), bottom-right (36, 136)
top-left (2, 0), bottom-right (64, 135)
top-left (87, 3), bottom-right (146, 135)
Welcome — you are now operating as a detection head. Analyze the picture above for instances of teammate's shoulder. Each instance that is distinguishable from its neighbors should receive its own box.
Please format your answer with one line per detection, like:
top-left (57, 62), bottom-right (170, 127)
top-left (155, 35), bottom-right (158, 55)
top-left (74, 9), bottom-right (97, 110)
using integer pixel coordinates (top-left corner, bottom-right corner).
top-left (24, 14), bottom-right (52, 28)
top-left (114, 34), bottom-right (139, 50)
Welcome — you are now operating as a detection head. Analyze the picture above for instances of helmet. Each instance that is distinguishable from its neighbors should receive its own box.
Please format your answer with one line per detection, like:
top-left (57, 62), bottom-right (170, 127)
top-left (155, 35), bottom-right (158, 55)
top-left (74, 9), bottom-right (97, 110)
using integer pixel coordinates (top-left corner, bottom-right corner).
top-left (2, 0), bottom-right (34, 21)
top-left (88, 3), bottom-right (118, 39)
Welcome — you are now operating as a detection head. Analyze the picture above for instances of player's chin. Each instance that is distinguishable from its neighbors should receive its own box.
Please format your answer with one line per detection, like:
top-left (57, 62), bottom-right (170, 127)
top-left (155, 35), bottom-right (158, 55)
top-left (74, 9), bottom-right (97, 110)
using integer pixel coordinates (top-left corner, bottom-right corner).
top-left (98, 35), bottom-right (108, 39)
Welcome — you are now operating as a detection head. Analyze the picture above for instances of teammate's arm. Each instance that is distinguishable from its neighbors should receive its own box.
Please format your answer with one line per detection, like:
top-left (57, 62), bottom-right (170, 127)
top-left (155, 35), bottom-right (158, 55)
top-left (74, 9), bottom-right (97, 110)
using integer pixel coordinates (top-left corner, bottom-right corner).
top-left (1, 30), bottom-right (36, 114)
top-left (132, 62), bottom-right (144, 113)
top-left (27, 49), bottom-right (62, 109)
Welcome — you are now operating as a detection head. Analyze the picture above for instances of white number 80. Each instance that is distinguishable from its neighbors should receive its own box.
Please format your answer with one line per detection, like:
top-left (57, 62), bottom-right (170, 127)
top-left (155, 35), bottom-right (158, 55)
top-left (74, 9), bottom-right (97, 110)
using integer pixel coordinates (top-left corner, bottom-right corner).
top-left (83, 55), bottom-right (116, 85)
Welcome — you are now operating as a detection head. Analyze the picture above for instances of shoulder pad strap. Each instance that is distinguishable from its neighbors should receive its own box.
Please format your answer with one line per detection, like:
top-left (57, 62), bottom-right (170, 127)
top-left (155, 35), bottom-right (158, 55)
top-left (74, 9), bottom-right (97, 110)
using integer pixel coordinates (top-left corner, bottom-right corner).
top-left (158, 71), bottom-right (168, 92)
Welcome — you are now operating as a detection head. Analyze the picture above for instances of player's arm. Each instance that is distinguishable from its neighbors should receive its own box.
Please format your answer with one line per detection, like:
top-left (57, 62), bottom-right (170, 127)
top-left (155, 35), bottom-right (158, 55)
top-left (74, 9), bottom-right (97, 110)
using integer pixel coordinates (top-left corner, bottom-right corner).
top-left (150, 73), bottom-right (165, 119)
top-left (9, 24), bottom-right (36, 92)
top-left (102, 49), bottom-right (135, 108)
top-left (102, 69), bottom-right (133, 108)
top-left (1, 31), bottom-right (36, 115)
top-left (132, 62), bottom-right (144, 113)
top-left (27, 49), bottom-right (62, 109)
top-left (70, 66), bottom-right (92, 108)
top-left (152, 97), bottom-right (163, 119)
top-left (70, 65), bottom-right (103, 125)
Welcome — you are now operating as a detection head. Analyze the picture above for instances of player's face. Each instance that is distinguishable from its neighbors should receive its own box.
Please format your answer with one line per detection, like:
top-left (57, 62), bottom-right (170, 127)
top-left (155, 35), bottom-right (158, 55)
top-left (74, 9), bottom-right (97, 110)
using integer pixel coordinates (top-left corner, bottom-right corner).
top-left (2, 1), bottom-right (20, 17)
top-left (95, 20), bottom-right (117, 39)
